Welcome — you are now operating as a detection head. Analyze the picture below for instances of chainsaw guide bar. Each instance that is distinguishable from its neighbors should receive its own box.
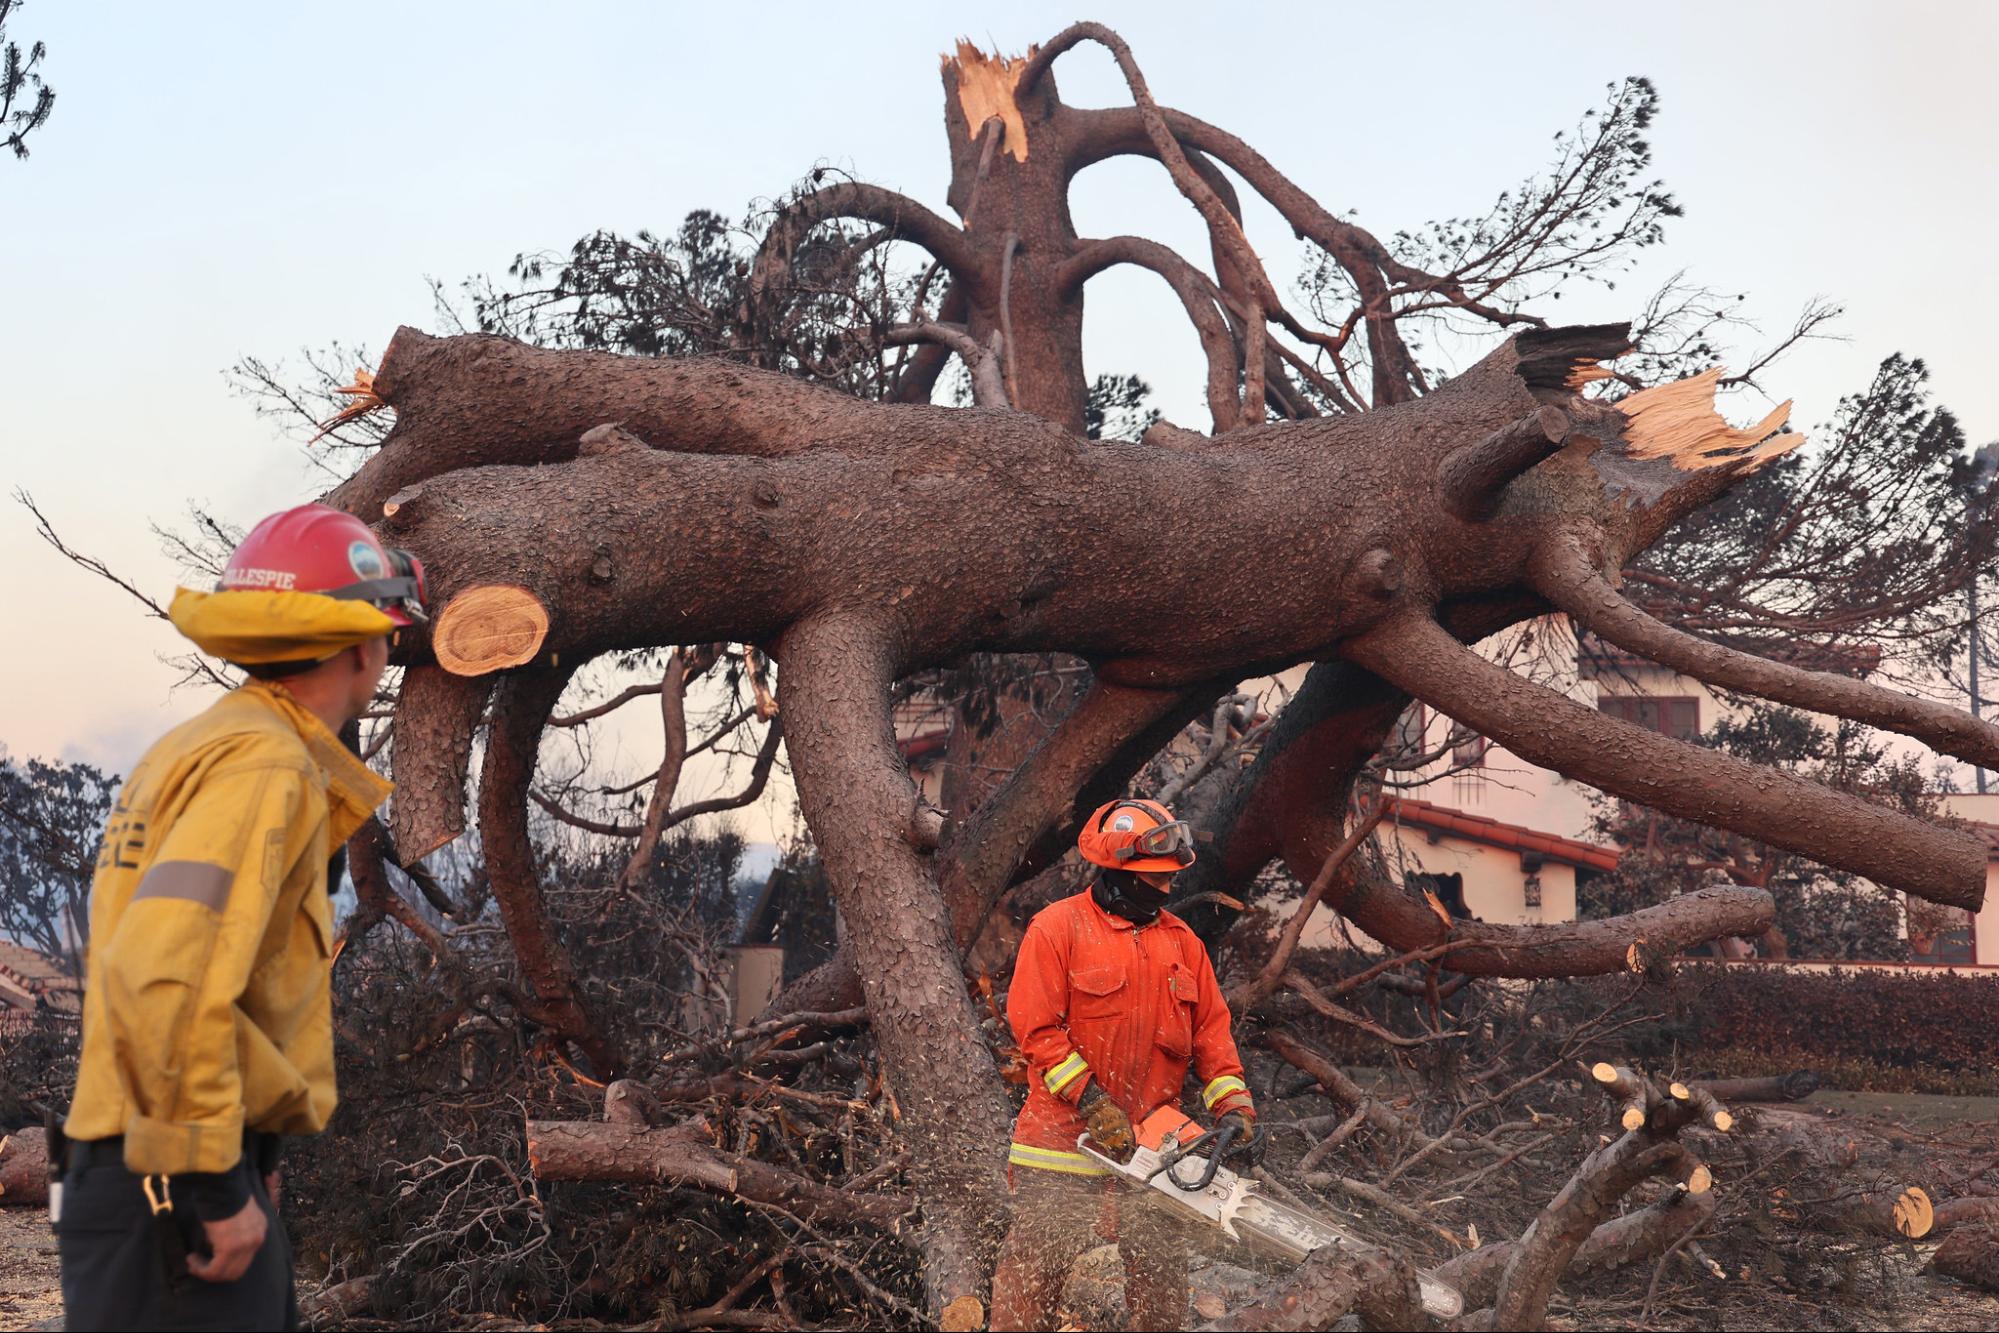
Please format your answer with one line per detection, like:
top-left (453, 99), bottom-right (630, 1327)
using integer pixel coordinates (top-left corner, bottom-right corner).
top-left (1077, 1106), bottom-right (1464, 1320)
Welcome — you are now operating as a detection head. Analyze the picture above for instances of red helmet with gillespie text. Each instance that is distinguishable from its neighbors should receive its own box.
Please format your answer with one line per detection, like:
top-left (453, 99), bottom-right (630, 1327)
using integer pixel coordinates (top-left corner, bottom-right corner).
top-left (221, 503), bottom-right (427, 626)
top-left (1077, 798), bottom-right (1197, 874)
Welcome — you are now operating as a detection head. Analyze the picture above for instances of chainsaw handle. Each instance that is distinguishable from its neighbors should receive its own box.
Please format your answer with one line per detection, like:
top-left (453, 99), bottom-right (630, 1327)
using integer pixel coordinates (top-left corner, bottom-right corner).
top-left (1164, 1140), bottom-right (1229, 1192)
top-left (1168, 1116), bottom-right (1254, 1191)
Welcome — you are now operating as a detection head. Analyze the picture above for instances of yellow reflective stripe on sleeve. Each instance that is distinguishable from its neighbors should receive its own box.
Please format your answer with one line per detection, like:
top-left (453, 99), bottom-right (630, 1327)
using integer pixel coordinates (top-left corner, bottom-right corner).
top-left (1202, 1075), bottom-right (1249, 1109)
top-left (1008, 1143), bottom-right (1112, 1176)
top-left (1044, 1052), bottom-right (1089, 1096)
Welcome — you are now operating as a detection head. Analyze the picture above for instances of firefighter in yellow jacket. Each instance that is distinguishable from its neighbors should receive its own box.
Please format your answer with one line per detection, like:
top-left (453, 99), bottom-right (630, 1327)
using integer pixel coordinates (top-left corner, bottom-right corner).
top-left (58, 504), bottom-right (425, 1331)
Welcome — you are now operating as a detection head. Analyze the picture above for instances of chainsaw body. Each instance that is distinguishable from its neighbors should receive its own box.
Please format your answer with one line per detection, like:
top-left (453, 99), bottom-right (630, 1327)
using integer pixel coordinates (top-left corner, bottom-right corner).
top-left (1077, 1106), bottom-right (1463, 1320)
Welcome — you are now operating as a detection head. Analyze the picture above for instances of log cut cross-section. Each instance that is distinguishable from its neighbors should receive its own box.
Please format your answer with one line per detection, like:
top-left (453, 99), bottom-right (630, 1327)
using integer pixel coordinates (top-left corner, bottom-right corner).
top-left (433, 584), bottom-right (551, 676)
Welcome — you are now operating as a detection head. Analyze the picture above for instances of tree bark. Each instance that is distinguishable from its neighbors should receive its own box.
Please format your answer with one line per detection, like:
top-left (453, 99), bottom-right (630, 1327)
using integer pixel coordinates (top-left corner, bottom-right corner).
top-left (773, 615), bottom-right (1011, 1323)
top-left (1934, 1226), bottom-right (1999, 1292)
top-left (478, 666), bottom-right (622, 1075)
top-left (1936, 1198), bottom-right (1999, 1233)
top-left (388, 665), bottom-right (487, 860)
top-left (524, 1118), bottom-right (916, 1230)
top-left (1694, 1072), bottom-right (1821, 1104)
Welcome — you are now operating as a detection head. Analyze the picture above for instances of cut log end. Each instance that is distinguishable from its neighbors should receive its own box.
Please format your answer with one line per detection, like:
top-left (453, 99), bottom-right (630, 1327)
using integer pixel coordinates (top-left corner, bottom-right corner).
top-left (1711, 1110), bottom-right (1735, 1133)
top-left (1591, 1062), bottom-right (1619, 1085)
top-left (434, 585), bottom-right (551, 676)
top-left (1685, 1164), bottom-right (1713, 1195)
top-left (1620, 1107), bottom-right (1646, 1132)
top-left (1895, 1186), bottom-right (1935, 1239)
top-left (939, 1295), bottom-right (986, 1331)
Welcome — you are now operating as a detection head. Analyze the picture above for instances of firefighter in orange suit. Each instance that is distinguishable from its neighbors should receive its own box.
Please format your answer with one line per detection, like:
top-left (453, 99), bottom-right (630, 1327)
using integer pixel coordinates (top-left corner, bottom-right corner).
top-left (989, 798), bottom-right (1258, 1330)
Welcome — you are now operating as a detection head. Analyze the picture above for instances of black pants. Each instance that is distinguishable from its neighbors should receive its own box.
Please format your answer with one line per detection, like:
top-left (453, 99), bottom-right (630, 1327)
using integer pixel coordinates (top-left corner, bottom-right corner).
top-left (56, 1148), bottom-right (297, 1332)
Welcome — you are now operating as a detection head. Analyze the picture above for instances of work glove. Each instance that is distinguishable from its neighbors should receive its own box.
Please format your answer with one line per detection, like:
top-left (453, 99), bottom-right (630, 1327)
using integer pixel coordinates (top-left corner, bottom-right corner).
top-left (1215, 1110), bottom-right (1265, 1169)
top-left (1078, 1083), bottom-right (1135, 1162)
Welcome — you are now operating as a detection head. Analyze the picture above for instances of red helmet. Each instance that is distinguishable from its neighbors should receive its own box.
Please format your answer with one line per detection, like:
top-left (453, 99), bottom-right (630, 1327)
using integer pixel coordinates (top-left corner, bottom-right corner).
top-left (1077, 798), bottom-right (1197, 873)
top-left (220, 504), bottom-right (427, 626)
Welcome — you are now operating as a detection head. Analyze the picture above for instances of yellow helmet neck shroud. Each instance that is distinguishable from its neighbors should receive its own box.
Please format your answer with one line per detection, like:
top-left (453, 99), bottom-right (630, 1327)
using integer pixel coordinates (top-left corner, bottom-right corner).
top-left (169, 587), bottom-right (396, 665)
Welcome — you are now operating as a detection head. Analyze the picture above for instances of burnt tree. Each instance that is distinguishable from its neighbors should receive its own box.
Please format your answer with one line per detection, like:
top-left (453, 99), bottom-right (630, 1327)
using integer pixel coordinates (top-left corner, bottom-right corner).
top-left (316, 26), bottom-right (1995, 1323)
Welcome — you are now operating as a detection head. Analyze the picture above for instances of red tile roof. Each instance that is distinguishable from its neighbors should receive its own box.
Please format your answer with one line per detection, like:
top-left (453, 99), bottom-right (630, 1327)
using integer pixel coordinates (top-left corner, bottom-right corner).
top-left (1386, 797), bottom-right (1621, 873)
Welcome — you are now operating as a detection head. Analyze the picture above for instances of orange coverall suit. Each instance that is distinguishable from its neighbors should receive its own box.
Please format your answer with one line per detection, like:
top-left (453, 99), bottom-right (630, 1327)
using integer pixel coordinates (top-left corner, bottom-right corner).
top-left (990, 889), bottom-right (1254, 1330)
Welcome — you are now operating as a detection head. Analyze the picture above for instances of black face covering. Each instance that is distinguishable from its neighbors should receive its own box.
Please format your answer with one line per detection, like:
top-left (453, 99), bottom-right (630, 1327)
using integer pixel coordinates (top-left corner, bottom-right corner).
top-left (1092, 868), bottom-right (1170, 925)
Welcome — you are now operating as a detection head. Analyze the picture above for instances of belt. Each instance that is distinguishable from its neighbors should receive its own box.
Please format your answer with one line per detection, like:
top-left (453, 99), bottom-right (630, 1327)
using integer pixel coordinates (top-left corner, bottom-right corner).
top-left (66, 1130), bottom-right (283, 1175)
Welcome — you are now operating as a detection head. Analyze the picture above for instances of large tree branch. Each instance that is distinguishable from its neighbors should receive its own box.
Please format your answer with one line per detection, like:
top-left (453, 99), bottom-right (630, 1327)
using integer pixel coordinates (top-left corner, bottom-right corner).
top-left (1020, 22), bottom-right (1281, 425)
top-left (888, 281), bottom-right (967, 404)
top-left (1057, 235), bottom-right (1240, 432)
top-left (325, 326), bottom-right (894, 517)
top-left (1534, 532), bottom-right (1999, 770)
top-left (1346, 613), bottom-right (1987, 909)
top-left (1435, 1190), bottom-right (1715, 1312)
top-left (882, 321), bottom-right (1008, 407)
top-left (479, 665), bottom-right (624, 1074)
top-left (389, 666), bottom-right (489, 859)
top-left (747, 180), bottom-right (985, 310)
top-left (616, 651), bottom-right (694, 893)
top-left (1071, 103), bottom-right (1488, 404)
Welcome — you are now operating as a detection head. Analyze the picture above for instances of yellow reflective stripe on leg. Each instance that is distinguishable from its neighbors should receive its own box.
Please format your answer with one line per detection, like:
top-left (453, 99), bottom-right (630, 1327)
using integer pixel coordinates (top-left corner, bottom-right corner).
top-left (1202, 1074), bottom-right (1249, 1109)
top-left (1044, 1052), bottom-right (1089, 1096)
top-left (1009, 1143), bottom-right (1112, 1176)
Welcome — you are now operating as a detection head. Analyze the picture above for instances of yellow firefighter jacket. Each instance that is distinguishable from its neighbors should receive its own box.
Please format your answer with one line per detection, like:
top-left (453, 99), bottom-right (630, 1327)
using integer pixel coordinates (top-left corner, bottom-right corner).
top-left (65, 679), bottom-right (390, 1177)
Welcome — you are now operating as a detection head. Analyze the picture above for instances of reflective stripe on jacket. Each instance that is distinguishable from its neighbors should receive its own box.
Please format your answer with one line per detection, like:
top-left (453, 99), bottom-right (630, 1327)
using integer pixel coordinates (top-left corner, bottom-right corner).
top-left (66, 681), bottom-right (390, 1175)
top-left (1007, 889), bottom-right (1253, 1168)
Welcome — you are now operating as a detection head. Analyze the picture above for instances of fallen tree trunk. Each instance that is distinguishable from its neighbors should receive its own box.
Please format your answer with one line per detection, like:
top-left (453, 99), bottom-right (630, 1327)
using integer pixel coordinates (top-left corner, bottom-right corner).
top-left (0, 1128), bottom-right (48, 1207)
top-left (1694, 1071), bottom-right (1821, 1104)
top-left (1936, 1197), bottom-right (1999, 1233)
top-left (1933, 1226), bottom-right (1999, 1292)
top-left (1200, 1243), bottom-right (1424, 1332)
top-left (1796, 1184), bottom-right (1934, 1240)
top-left (524, 1118), bottom-right (916, 1231)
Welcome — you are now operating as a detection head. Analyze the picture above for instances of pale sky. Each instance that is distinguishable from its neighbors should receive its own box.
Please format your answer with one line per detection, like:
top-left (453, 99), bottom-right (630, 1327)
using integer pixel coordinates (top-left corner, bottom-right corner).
top-left (4, 1), bottom-right (1996, 841)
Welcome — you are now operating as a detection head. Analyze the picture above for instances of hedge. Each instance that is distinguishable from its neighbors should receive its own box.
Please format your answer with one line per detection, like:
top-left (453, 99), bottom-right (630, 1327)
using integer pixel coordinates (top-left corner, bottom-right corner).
top-left (1676, 963), bottom-right (1999, 1095)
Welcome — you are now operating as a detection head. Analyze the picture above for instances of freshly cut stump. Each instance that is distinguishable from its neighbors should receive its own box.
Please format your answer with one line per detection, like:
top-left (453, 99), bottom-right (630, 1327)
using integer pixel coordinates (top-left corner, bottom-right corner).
top-left (434, 585), bottom-right (550, 675)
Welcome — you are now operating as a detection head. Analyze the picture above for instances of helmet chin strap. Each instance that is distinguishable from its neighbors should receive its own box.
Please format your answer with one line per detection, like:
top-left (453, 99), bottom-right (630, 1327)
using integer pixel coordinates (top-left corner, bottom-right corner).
top-left (1093, 868), bottom-right (1169, 924)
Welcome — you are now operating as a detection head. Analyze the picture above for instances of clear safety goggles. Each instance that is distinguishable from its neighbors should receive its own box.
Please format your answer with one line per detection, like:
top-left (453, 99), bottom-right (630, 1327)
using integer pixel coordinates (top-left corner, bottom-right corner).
top-left (1114, 819), bottom-right (1196, 867)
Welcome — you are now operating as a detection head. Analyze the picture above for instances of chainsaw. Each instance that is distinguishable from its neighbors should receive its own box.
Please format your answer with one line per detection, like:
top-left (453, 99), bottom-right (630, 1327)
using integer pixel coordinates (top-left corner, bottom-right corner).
top-left (1077, 1105), bottom-right (1463, 1320)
